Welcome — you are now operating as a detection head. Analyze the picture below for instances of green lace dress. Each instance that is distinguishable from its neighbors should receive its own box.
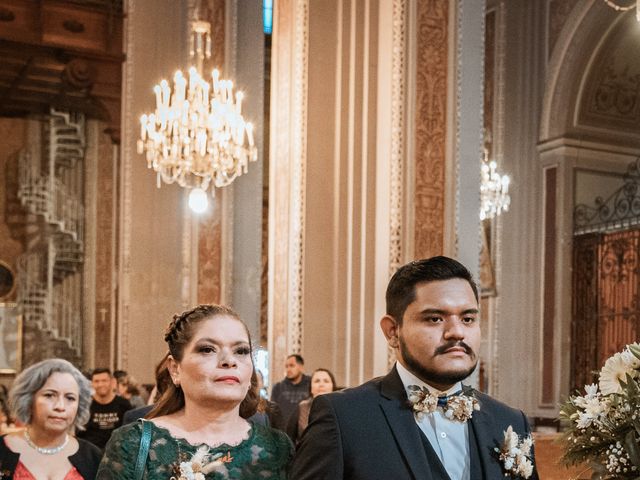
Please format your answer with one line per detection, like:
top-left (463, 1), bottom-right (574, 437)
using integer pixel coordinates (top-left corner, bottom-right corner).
top-left (96, 420), bottom-right (292, 479)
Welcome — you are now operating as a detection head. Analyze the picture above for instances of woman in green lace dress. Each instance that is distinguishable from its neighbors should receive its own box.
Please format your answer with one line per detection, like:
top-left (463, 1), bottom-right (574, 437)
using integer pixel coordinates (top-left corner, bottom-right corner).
top-left (97, 305), bottom-right (292, 479)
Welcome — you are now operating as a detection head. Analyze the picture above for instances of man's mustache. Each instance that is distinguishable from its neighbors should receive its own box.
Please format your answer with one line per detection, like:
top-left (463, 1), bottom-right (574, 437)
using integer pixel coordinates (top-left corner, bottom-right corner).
top-left (434, 341), bottom-right (474, 356)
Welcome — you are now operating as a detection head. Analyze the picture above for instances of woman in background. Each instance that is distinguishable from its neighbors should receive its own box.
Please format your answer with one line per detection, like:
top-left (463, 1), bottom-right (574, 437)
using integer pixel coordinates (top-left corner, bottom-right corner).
top-left (98, 304), bottom-right (292, 479)
top-left (0, 358), bottom-right (102, 479)
top-left (286, 368), bottom-right (337, 444)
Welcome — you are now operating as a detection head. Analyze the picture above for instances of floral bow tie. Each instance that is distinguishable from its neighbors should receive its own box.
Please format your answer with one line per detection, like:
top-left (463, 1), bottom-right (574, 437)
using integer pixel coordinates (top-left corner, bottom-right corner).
top-left (407, 385), bottom-right (480, 422)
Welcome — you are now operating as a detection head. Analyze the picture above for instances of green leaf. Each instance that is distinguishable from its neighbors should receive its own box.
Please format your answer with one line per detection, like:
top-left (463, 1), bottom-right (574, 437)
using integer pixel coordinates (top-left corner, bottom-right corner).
top-left (628, 343), bottom-right (640, 361)
top-left (625, 430), bottom-right (640, 468)
top-left (624, 373), bottom-right (640, 396)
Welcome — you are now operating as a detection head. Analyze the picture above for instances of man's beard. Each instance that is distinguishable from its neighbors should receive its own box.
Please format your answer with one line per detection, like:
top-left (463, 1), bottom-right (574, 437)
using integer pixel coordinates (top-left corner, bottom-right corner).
top-left (399, 336), bottom-right (477, 386)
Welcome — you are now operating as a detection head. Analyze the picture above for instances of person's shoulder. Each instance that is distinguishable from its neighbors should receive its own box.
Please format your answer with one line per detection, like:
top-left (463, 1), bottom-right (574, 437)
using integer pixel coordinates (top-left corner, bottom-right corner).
top-left (251, 423), bottom-right (294, 458)
top-left (114, 395), bottom-right (132, 409)
top-left (75, 437), bottom-right (103, 462)
top-left (321, 375), bottom-right (384, 404)
top-left (108, 419), bottom-right (145, 444)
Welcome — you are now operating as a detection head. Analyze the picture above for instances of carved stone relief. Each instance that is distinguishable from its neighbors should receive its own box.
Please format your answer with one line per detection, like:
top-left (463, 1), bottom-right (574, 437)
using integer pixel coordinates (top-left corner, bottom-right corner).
top-left (414, 0), bottom-right (448, 259)
top-left (578, 13), bottom-right (640, 134)
top-left (196, 0), bottom-right (225, 305)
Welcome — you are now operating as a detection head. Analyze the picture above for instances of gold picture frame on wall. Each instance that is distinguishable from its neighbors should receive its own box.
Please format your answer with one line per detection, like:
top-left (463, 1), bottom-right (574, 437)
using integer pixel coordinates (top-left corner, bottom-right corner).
top-left (0, 303), bottom-right (22, 374)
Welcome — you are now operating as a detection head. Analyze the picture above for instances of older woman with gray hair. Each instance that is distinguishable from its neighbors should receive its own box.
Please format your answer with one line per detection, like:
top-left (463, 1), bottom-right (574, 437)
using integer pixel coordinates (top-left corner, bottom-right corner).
top-left (0, 358), bottom-right (102, 479)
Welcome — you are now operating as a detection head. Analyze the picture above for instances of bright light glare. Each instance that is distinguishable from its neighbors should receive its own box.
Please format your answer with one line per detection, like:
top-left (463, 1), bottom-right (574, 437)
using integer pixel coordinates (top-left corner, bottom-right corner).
top-left (188, 188), bottom-right (208, 213)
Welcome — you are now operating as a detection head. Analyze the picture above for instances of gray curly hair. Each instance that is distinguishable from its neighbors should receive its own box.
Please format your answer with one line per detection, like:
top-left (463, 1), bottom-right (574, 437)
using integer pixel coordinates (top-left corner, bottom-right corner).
top-left (8, 358), bottom-right (92, 431)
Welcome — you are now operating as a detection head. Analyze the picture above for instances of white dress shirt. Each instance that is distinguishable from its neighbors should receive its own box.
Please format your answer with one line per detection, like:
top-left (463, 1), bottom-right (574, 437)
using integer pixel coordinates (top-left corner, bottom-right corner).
top-left (396, 361), bottom-right (471, 480)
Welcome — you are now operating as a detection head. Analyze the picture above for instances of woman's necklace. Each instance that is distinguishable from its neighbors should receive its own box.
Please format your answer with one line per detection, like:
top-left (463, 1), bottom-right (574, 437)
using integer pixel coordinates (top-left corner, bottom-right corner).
top-left (23, 428), bottom-right (69, 455)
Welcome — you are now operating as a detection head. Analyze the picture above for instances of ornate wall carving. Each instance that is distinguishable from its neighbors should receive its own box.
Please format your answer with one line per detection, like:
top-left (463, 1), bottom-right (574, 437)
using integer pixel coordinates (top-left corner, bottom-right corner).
top-left (0, 119), bottom-right (26, 295)
top-left (390, 0), bottom-right (406, 275)
top-left (198, 206), bottom-right (222, 304)
top-left (269, 0), bottom-right (308, 378)
top-left (414, 0), bottom-right (448, 258)
top-left (197, 0), bottom-right (225, 305)
top-left (94, 127), bottom-right (117, 367)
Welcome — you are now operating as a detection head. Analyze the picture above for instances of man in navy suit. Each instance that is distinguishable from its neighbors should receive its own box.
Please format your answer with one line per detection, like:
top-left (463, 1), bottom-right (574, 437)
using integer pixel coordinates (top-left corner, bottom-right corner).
top-left (290, 256), bottom-right (538, 480)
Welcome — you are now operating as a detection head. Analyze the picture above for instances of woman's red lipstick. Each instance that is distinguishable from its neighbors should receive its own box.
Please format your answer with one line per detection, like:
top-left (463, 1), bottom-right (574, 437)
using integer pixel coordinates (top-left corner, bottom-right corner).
top-left (216, 376), bottom-right (240, 383)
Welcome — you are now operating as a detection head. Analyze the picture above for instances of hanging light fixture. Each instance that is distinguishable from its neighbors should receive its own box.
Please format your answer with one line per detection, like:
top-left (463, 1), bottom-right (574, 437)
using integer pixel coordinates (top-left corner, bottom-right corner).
top-left (480, 148), bottom-right (511, 221)
top-left (136, 13), bottom-right (258, 210)
top-left (603, 0), bottom-right (640, 22)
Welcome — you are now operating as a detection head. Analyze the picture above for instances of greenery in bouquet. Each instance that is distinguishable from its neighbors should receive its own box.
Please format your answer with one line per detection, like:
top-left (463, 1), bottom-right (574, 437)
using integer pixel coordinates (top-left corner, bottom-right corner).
top-left (559, 343), bottom-right (640, 479)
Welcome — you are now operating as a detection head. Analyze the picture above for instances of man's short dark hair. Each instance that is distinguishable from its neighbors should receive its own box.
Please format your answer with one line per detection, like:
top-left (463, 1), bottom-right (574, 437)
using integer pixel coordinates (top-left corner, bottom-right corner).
top-left (91, 367), bottom-right (112, 379)
top-left (287, 354), bottom-right (304, 365)
top-left (386, 256), bottom-right (479, 324)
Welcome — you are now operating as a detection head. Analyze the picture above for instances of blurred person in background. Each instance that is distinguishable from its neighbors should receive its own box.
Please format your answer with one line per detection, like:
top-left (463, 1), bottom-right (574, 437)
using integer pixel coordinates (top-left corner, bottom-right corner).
top-left (286, 368), bottom-right (337, 444)
top-left (121, 353), bottom-right (171, 425)
top-left (1, 358), bottom-right (102, 479)
top-left (270, 354), bottom-right (310, 425)
top-left (250, 370), bottom-right (285, 431)
top-left (76, 368), bottom-right (132, 450)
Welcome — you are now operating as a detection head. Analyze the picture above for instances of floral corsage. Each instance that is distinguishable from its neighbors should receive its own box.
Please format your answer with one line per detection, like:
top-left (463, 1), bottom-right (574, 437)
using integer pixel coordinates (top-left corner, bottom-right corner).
top-left (170, 445), bottom-right (226, 480)
top-left (494, 426), bottom-right (534, 479)
top-left (407, 385), bottom-right (480, 422)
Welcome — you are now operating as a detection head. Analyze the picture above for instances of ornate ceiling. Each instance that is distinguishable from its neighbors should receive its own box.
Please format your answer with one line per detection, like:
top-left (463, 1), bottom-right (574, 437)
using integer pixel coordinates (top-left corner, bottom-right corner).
top-left (0, 0), bottom-right (124, 143)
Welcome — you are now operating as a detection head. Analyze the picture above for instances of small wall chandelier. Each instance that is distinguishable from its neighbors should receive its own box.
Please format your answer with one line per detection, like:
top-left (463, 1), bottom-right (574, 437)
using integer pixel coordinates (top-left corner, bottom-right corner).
top-left (137, 14), bottom-right (257, 211)
top-left (480, 149), bottom-right (511, 220)
top-left (603, 0), bottom-right (640, 22)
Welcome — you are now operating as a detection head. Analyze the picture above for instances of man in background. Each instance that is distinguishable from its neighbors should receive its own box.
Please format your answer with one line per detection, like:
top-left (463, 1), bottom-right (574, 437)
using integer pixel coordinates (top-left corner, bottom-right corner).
top-left (77, 368), bottom-right (132, 450)
top-left (270, 354), bottom-right (311, 424)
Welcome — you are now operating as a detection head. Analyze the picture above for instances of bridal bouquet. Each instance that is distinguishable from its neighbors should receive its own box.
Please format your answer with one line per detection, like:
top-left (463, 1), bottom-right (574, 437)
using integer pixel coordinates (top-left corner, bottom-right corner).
top-left (559, 343), bottom-right (640, 479)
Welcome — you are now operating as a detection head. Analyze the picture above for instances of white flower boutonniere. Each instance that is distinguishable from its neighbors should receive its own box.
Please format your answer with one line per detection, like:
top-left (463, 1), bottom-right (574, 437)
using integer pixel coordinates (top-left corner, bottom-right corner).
top-left (170, 445), bottom-right (228, 480)
top-left (494, 426), bottom-right (534, 479)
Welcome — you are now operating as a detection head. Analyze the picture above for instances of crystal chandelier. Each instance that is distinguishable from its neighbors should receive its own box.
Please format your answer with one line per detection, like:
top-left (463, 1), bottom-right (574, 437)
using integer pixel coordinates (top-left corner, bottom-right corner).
top-left (480, 149), bottom-right (511, 220)
top-left (603, 0), bottom-right (640, 22)
top-left (136, 16), bottom-right (257, 207)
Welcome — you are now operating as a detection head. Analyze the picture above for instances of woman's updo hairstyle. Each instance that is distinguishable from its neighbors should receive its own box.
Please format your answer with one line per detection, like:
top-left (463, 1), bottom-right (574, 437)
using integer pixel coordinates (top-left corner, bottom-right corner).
top-left (148, 304), bottom-right (260, 419)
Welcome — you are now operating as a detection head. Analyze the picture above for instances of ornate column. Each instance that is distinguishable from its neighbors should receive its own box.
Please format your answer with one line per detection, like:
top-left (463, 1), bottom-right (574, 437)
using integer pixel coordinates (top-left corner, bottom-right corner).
top-left (268, 0), bottom-right (308, 378)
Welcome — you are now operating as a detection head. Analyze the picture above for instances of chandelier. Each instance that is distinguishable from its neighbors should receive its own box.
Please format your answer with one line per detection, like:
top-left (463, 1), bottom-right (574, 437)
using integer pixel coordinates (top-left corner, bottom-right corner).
top-left (136, 16), bottom-right (257, 211)
top-left (480, 149), bottom-right (511, 221)
top-left (603, 0), bottom-right (640, 21)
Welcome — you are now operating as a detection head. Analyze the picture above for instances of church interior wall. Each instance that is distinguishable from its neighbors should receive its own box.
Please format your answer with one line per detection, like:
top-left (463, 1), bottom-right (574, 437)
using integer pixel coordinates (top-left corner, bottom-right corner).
top-left (118, 0), bottom-right (191, 383)
top-left (2, 1), bottom-right (640, 437)
top-left (0, 118), bottom-right (27, 298)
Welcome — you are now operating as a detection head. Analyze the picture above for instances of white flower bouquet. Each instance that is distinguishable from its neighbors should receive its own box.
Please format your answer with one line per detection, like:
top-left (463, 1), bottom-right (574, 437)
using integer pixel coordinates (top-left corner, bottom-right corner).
top-left (559, 342), bottom-right (640, 479)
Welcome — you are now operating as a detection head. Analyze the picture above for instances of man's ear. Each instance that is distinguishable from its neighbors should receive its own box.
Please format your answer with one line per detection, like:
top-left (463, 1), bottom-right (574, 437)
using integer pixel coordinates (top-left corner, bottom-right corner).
top-left (380, 315), bottom-right (400, 348)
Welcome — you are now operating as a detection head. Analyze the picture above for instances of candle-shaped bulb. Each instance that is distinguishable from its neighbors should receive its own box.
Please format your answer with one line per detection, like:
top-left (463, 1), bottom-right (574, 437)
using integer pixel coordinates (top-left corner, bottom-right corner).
top-left (236, 91), bottom-right (244, 113)
top-left (246, 122), bottom-right (254, 147)
top-left (154, 85), bottom-right (162, 108)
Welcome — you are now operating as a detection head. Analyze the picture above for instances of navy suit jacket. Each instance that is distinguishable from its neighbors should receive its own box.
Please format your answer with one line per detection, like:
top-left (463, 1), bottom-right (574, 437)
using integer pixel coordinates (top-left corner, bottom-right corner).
top-left (290, 367), bottom-right (539, 480)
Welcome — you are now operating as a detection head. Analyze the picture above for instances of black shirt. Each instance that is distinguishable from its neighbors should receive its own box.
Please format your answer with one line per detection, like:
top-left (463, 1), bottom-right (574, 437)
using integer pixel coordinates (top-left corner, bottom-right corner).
top-left (77, 395), bottom-right (132, 450)
top-left (270, 375), bottom-right (311, 424)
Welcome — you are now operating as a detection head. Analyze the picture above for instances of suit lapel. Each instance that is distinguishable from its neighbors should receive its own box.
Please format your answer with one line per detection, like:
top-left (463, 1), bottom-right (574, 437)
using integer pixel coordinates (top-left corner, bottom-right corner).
top-left (469, 398), bottom-right (503, 479)
top-left (379, 368), bottom-right (438, 480)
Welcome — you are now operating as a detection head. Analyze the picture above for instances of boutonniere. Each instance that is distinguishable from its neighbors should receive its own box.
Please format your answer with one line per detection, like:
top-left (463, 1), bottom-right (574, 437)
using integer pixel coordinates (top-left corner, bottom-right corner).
top-left (494, 426), bottom-right (534, 479)
top-left (170, 446), bottom-right (231, 480)
top-left (407, 385), bottom-right (480, 422)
